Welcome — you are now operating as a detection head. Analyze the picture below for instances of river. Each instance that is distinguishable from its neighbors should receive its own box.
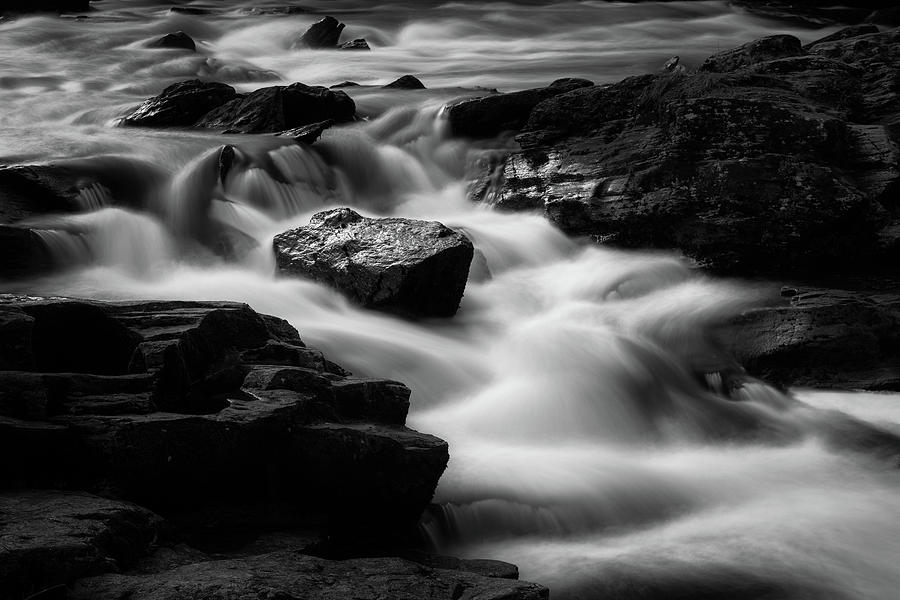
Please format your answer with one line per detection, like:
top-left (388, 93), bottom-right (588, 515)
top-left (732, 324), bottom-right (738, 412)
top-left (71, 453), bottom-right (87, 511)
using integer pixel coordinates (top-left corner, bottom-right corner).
top-left (2, 2), bottom-right (899, 598)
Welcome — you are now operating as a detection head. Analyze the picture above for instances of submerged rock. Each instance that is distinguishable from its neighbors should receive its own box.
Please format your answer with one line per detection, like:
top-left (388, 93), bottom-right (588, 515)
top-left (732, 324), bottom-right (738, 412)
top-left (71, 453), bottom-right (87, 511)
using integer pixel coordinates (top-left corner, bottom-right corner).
top-left (148, 31), bottom-right (196, 52)
top-left (294, 16), bottom-right (345, 49)
top-left (473, 27), bottom-right (900, 278)
top-left (447, 77), bottom-right (593, 139)
top-left (383, 75), bottom-right (426, 89)
top-left (276, 119), bottom-right (335, 145)
top-left (121, 80), bottom-right (237, 128)
top-left (273, 208), bottom-right (474, 317)
top-left (70, 551), bottom-right (549, 600)
top-left (340, 38), bottom-right (371, 50)
top-left (195, 83), bottom-right (354, 133)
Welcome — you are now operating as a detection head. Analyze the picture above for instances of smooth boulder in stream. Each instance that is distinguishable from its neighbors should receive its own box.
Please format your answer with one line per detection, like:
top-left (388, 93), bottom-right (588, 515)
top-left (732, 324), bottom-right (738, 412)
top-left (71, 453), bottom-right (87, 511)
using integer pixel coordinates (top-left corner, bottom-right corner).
top-left (273, 208), bottom-right (474, 317)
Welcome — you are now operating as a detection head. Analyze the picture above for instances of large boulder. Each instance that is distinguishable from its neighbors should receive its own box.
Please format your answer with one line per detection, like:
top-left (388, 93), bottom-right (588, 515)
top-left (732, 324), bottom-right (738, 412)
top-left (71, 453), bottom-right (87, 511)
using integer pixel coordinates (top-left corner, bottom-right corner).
top-left (121, 80), bottom-right (237, 128)
top-left (384, 75), bottom-right (426, 90)
top-left (293, 16), bottom-right (345, 49)
top-left (70, 551), bottom-right (548, 600)
top-left (195, 83), bottom-right (355, 133)
top-left (0, 298), bottom-right (448, 538)
top-left (472, 27), bottom-right (900, 278)
top-left (447, 78), bottom-right (593, 139)
top-left (273, 208), bottom-right (474, 317)
top-left (0, 491), bottom-right (162, 599)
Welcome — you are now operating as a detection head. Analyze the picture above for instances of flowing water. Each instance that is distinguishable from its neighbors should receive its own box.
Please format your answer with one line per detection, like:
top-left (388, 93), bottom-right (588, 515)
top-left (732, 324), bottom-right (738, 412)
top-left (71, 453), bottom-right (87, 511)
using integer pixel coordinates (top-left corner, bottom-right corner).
top-left (3, 2), bottom-right (900, 598)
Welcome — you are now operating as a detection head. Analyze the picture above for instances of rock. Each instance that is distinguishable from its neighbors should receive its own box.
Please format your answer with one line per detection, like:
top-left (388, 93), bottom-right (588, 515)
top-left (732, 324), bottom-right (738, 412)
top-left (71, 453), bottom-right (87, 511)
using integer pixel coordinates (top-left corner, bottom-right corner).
top-left (331, 80), bottom-right (361, 88)
top-left (384, 75), bottom-right (426, 90)
top-left (121, 80), bottom-right (237, 128)
top-left (0, 490), bottom-right (162, 599)
top-left (195, 83), bottom-right (355, 134)
top-left (273, 208), bottom-right (474, 317)
top-left (70, 551), bottom-right (549, 600)
top-left (0, 225), bottom-right (54, 279)
top-left (0, 298), bottom-right (449, 538)
top-left (148, 31), bottom-right (196, 52)
top-left (475, 30), bottom-right (900, 278)
top-left (446, 77), bottom-right (593, 139)
top-left (720, 286), bottom-right (900, 390)
top-left (276, 119), bottom-right (335, 145)
top-left (700, 34), bottom-right (803, 73)
top-left (294, 16), bottom-right (345, 49)
top-left (803, 24), bottom-right (880, 50)
top-left (340, 38), bottom-right (370, 50)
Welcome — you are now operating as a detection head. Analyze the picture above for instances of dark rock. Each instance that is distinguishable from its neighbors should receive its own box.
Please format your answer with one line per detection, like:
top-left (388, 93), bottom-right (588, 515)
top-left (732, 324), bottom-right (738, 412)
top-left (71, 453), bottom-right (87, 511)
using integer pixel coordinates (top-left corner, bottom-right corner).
top-left (447, 77), bottom-right (593, 139)
top-left (273, 208), bottom-right (474, 317)
top-left (331, 80), bottom-right (361, 88)
top-left (276, 119), bottom-right (335, 145)
top-left (0, 490), bottom-right (162, 600)
top-left (195, 83), bottom-right (355, 134)
top-left (294, 16), bottom-right (345, 49)
top-left (699, 34), bottom-right (803, 73)
top-left (867, 8), bottom-right (900, 26)
top-left (121, 80), bottom-right (237, 128)
top-left (804, 24), bottom-right (880, 50)
top-left (0, 0), bottom-right (89, 14)
top-left (167, 6), bottom-right (212, 15)
top-left (475, 30), bottom-right (900, 278)
top-left (70, 551), bottom-right (549, 600)
top-left (721, 287), bottom-right (900, 390)
top-left (148, 31), bottom-right (196, 52)
top-left (0, 225), bottom-right (54, 279)
top-left (340, 38), bottom-right (370, 50)
top-left (383, 75), bottom-right (426, 90)
top-left (0, 298), bottom-right (448, 539)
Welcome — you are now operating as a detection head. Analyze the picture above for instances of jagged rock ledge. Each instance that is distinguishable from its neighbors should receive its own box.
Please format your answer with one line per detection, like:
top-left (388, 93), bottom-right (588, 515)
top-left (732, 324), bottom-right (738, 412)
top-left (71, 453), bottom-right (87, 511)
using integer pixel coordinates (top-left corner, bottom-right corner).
top-left (0, 296), bottom-right (547, 599)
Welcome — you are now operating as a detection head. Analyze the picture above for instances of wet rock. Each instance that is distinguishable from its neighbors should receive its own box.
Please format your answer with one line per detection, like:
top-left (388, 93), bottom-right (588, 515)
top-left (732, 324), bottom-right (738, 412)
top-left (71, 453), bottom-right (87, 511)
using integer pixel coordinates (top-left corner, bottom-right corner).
top-left (121, 80), bottom-right (237, 128)
top-left (331, 80), bottom-right (361, 88)
top-left (294, 16), bottom-right (345, 49)
top-left (273, 208), bottom-right (474, 317)
top-left (699, 34), bottom-right (803, 72)
top-left (195, 83), bottom-right (355, 134)
top-left (0, 225), bottom-right (54, 279)
top-left (476, 29), bottom-right (900, 278)
top-left (148, 31), bottom-right (196, 52)
top-left (340, 38), bottom-right (370, 50)
top-left (383, 75), bottom-right (426, 89)
top-left (721, 287), bottom-right (900, 390)
top-left (804, 24), bottom-right (880, 50)
top-left (0, 298), bottom-right (449, 537)
top-left (0, 490), bottom-right (162, 600)
top-left (276, 118), bottom-right (335, 145)
top-left (70, 551), bottom-right (549, 600)
top-left (447, 77), bottom-right (593, 139)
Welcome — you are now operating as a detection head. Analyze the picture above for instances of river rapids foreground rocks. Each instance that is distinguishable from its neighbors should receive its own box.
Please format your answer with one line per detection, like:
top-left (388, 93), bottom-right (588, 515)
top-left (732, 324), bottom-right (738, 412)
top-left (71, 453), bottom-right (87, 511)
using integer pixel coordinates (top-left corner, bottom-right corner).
top-left (0, 297), bottom-right (547, 600)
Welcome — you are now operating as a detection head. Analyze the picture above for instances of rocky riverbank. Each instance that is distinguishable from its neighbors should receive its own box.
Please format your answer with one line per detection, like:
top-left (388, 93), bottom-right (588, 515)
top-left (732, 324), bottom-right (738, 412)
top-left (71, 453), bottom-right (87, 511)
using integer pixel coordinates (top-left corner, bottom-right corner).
top-left (0, 296), bottom-right (546, 599)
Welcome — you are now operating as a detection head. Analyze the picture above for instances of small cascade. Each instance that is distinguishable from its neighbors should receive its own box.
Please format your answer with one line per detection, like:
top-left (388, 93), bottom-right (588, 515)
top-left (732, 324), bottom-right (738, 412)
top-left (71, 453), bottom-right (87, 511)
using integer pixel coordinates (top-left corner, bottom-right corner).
top-left (33, 228), bottom-right (91, 267)
top-left (75, 182), bottom-right (113, 212)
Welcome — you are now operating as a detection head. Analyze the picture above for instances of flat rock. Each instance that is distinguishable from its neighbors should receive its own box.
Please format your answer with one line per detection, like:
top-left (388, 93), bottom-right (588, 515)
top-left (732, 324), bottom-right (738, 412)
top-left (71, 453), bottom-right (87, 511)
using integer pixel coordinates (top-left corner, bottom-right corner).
top-left (276, 119), bottom-right (335, 144)
top-left (273, 208), bottom-right (474, 317)
top-left (340, 38), bottom-right (370, 50)
top-left (0, 490), bottom-right (162, 599)
top-left (720, 286), bottom-right (900, 390)
top-left (195, 83), bottom-right (354, 133)
top-left (70, 551), bottom-right (549, 600)
top-left (121, 80), bottom-right (237, 128)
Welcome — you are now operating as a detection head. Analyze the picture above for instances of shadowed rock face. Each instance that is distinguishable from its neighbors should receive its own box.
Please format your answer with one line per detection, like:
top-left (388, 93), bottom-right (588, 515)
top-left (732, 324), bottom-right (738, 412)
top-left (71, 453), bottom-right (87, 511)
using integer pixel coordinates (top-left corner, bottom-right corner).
top-left (69, 551), bottom-right (549, 600)
top-left (294, 16), bottom-right (345, 49)
top-left (273, 208), bottom-right (474, 317)
top-left (465, 27), bottom-right (900, 278)
top-left (0, 298), bottom-right (448, 536)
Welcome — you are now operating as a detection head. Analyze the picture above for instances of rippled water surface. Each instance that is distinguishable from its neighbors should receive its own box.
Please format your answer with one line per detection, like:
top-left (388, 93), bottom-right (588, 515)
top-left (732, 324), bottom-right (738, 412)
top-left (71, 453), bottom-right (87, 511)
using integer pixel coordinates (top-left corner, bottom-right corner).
top-left (3, 2), bottom-right (899, 598)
